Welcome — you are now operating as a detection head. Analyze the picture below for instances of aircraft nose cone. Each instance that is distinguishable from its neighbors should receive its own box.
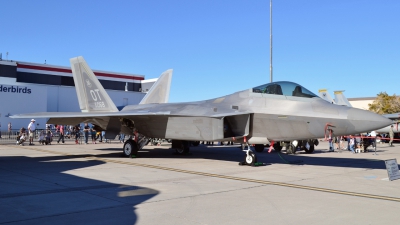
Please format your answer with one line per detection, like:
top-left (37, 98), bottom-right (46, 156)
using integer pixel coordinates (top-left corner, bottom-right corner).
top-left (347, 108), bottom-right (392, 133)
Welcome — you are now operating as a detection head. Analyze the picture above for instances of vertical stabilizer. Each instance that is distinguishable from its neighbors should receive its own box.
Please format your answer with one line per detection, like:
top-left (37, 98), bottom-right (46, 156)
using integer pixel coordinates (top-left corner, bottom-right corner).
top-left (334, 90), bottom-right (352, 107)
top-left (318, 89), bottom-right (335, 104)
top-left (70, 56), bottom-right (119, 112)
top-left (139, 69), bottom-right (173, 104)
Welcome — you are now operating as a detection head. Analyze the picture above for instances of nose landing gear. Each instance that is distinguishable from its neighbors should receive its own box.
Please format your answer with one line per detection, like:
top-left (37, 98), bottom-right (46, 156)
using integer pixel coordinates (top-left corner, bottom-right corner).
top-left (239, 143), bottom-right (258, 166)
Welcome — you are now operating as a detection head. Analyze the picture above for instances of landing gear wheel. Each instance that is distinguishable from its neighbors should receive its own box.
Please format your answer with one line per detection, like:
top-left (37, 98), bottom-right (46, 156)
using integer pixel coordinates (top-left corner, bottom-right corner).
top-left (175, 148), bottom-right (189, 154)
top-left (254, 144), bottom-right (265, 152)
top-left (123, 140), bottom-right (138, 157)
top-left (304, 143), bottom-right (315, 154)
top-left (244, 151), bottom-right (257, 165)
top-left (286, 143), bottom-right (296, 154)
top-left (175, 141), bottom-right (190, 154)
top-left (273, 142), bottom-right (282, 152)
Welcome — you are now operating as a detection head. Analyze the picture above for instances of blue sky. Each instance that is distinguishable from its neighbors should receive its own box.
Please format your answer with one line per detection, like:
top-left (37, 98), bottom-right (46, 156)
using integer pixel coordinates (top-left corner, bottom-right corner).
top-left (1, 0), bottom-right (399, 102)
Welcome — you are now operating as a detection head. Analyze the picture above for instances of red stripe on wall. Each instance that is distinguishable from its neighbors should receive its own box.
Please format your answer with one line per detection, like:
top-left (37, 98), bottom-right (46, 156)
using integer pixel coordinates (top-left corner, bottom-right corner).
top-left (18, 63), bottom-right (71, 73)
top-left (17, 63), bottom-right (144, 80)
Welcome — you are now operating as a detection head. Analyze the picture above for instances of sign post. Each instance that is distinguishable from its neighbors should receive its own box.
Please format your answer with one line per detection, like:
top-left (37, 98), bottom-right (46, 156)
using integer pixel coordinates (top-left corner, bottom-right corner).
top-left (385, 159), bottom-right (400, 181)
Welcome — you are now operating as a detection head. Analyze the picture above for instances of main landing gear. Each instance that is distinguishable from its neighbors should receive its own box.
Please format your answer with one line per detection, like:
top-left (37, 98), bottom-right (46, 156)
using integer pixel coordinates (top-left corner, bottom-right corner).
top-left (172, 140), bottom-right (190, 154)
top-left (123, 139), bottom-right (139, 157)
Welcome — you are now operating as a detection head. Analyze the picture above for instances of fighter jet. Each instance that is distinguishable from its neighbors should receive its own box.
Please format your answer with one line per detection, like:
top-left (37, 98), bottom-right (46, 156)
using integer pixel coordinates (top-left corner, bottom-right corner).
top-left (377, 113), bottom-right (400, 133)
top-left (11, 56), bottom-right (392, 165)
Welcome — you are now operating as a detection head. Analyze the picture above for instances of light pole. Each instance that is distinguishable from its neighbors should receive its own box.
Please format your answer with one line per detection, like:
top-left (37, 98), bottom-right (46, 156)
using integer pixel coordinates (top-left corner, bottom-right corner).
top-left (269, 0), bottom-right (273, 83)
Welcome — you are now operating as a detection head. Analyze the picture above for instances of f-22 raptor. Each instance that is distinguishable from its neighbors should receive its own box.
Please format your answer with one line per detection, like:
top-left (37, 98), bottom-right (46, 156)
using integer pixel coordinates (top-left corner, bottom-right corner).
top-left (11, 56), bottom-right (392, 165)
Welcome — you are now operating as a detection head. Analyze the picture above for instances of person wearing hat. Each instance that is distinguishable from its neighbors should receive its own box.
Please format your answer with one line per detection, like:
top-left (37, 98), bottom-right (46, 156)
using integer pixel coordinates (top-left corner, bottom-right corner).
top-left (28, 119), bottom-right (36, 145)
top-left (389, 125), bottom-right (394, 147)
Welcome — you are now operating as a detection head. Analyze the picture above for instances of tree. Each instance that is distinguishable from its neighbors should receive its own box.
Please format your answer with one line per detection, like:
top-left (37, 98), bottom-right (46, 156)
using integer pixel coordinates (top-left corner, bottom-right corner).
top-left (368, 92), bottom-right (400, 114)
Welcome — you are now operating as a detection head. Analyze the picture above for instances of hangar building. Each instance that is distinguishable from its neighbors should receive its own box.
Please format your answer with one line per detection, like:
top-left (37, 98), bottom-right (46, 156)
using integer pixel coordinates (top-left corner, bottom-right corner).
top-left (0, 59), bottom-right (156, 131)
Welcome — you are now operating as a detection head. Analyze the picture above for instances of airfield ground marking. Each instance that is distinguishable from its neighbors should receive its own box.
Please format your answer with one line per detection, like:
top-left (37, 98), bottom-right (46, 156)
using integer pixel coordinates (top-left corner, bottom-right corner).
top-left (11, 145), bottom-right (400, 203)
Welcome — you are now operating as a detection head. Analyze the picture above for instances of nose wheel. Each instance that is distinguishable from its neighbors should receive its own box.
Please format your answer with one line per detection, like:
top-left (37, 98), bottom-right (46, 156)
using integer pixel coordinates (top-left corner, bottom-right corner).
top-left (239, 143), bottom-right (257, 166)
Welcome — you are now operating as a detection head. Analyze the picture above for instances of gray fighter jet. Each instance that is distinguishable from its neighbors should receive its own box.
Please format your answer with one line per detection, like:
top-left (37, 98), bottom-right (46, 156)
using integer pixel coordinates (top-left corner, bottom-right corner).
top-left (11, 56), bottom-right (392, 165)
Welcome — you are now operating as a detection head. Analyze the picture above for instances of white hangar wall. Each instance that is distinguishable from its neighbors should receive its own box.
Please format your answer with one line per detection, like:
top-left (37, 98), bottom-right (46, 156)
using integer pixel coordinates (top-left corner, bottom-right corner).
top-left (0, 84), bottom-right (48, 130)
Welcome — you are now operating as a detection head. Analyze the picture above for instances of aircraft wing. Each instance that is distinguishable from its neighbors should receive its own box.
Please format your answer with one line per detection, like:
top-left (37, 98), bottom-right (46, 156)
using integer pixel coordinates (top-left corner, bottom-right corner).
top-left (11, 110), bottom-right (251, 141)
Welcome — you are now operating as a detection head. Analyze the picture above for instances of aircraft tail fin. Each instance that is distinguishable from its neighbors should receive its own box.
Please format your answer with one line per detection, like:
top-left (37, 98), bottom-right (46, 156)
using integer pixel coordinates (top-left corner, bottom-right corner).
top-left (139, 69), bottom-right (173, 104)
top-left (70, 56), bottom-right (119, 112)
top-left (318, 89), bottom-right (335, 104)
top-left (334, 90), bottom-right (352, 107)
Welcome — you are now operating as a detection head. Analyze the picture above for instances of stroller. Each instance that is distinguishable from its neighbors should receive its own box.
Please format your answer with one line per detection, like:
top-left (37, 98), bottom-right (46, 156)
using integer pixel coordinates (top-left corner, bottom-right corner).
top-left (17, 133), bottom-right (27, 146)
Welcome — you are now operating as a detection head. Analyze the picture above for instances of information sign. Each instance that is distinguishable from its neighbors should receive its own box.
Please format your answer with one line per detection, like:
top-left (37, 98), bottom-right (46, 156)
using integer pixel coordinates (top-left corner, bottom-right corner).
top-left (385, 159), bottom-right (400, 181)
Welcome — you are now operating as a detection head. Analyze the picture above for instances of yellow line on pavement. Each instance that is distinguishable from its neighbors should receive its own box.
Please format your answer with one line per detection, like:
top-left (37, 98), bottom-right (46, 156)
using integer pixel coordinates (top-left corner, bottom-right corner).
top-left (11, 145), bottom-right (400, 203)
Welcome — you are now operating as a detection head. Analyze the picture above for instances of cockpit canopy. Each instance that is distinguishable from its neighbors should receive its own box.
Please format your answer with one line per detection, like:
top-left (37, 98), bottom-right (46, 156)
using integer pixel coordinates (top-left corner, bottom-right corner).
top-left (252, 81), bottom-right (318, 98)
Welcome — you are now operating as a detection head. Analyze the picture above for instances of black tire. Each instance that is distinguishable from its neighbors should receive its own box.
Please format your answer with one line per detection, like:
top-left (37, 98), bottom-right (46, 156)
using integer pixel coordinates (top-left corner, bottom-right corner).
top-left (192, 141), bottom-right (200, 147)
top-left (244, 152), bottom-right (257, 165)
top-left (304, 143), bottom-right (315, 154)
top-left (254, 144), bottom-right (265, 152)
top-left (123, 140), bottom-right (138, 157)
top-left (273, 143), bottom-right (282, 152)
top-left (175, 141), bottom-right (190, 154)
top-left (286, 143), bottom-right (296, 154)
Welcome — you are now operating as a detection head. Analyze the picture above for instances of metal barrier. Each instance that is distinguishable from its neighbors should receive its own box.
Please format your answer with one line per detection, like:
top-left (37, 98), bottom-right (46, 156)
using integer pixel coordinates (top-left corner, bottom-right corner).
top-left (0, 129), bottom-right (120, 145)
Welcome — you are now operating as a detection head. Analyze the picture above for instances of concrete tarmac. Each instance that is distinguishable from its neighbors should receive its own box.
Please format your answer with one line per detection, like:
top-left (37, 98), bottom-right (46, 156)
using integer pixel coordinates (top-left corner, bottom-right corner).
top-left (1, 141), bottom-right (399, 224)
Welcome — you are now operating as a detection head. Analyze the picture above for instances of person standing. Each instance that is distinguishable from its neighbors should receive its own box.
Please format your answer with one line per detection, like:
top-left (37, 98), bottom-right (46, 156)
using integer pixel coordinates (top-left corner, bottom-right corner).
top-left (100, 131), bottom-right (105, 143)
top-left (119, 133), bottom-right (125, 143)
top-left (370, 130), bottom-right (377, 149)
top-left (328, 129), bottom-right (334, 152)
top-left (57, 125), bottom-right (65, 144)
top-left (349, 135), bottom-right (355, 153)
top-left (8, 122), bottom-right (12, 138)
top-left (389, 125), bottom-right (394, 147)
top-left (74, 124), bottom-right (81, 144)
top-left (83, 123), bottom-right (90, 144)
top-left (91, 126), bottom-right (96, 144)
top-left (27, 119), bottom-right (36, 145)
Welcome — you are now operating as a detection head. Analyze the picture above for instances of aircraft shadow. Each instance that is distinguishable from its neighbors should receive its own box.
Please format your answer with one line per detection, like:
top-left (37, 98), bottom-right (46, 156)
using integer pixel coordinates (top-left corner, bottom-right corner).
top-left (93, 144), bottom-right (392, 170)
top-left (0, 154), bottom-right (159, 224)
